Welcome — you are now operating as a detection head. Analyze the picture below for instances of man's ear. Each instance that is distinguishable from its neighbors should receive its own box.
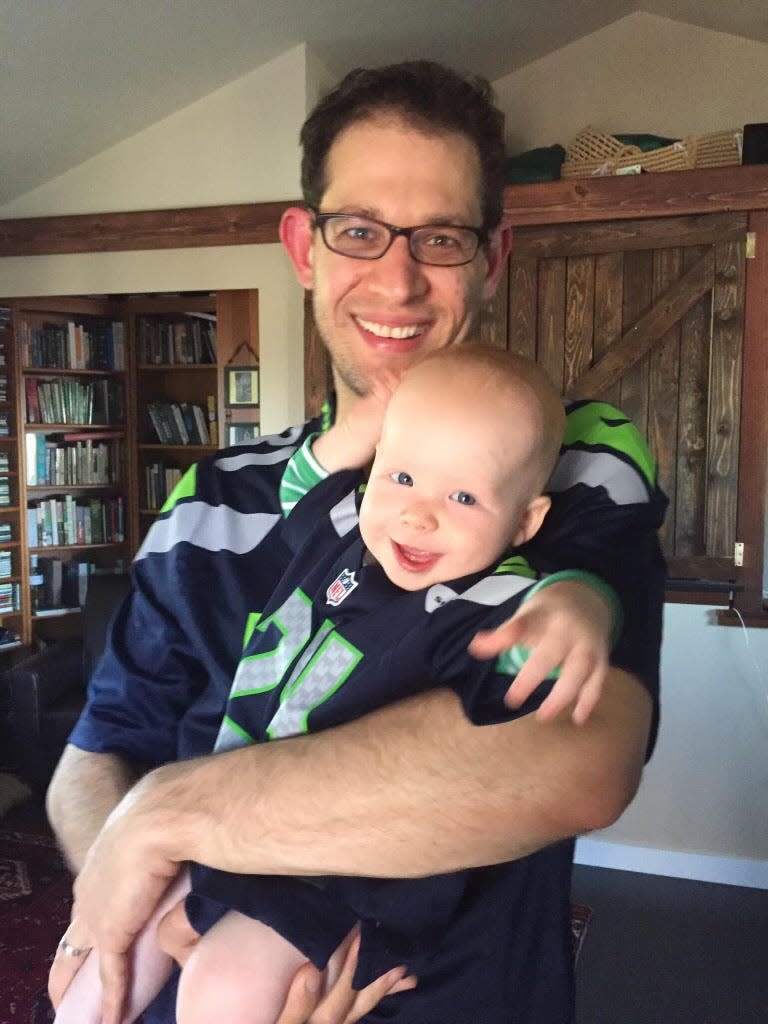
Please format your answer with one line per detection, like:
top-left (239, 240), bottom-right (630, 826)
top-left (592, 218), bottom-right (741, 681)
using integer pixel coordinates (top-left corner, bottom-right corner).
top-left (279, 206), bottom-right (315, 290)
top-left (482, 224), bottom-right (512, 302)
top-left (511, 494), bottom-right (551, 546)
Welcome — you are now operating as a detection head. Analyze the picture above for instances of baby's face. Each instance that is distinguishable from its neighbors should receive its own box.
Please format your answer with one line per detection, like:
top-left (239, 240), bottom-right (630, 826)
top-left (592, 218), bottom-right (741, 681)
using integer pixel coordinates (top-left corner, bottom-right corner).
top-left (359, 371), bottom-right (543, 591)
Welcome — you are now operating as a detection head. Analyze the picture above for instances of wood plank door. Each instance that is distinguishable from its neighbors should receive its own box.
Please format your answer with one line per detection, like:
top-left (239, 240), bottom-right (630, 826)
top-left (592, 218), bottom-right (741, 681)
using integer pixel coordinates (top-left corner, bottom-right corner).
top-left (502, 212), bottom-right (748, 587)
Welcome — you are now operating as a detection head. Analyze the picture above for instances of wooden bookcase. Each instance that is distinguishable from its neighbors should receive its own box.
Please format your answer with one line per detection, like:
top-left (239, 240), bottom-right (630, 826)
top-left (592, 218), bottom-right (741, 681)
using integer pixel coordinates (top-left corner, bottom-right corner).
top-left (0, 288), bottom-right (259, 647)
top-left (0, 309), bottom-right (25, 651)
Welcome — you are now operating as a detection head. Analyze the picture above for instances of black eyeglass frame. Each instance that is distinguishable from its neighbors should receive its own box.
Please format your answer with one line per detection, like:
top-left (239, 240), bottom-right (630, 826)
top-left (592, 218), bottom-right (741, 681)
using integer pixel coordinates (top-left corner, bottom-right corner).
top-left (310, 210), bottom-right (488, 267)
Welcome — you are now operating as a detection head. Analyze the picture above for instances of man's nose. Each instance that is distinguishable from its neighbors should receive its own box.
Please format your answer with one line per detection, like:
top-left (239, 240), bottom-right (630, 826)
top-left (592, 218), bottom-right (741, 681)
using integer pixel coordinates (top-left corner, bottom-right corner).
top-left (368, 236), bottom-right (429, 302)
top-left (400, 501), bottom-right (438, 532)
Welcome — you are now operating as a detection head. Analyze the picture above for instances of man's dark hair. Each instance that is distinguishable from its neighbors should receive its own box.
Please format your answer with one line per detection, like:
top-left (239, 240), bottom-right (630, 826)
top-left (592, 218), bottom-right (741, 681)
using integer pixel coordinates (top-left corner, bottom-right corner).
top-left (300, 60), bottom-right (506, 232)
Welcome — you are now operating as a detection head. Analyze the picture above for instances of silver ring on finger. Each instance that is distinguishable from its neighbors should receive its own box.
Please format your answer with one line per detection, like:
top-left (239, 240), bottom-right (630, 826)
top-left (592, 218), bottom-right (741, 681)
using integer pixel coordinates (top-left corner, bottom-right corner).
top-left (59, 937), bottom-right (93, 958)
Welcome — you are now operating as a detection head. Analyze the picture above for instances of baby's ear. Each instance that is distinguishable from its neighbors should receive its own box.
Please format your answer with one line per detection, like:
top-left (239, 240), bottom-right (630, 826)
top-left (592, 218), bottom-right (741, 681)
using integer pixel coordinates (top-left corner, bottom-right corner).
top-left (511, 495), bottom-right (551, 546)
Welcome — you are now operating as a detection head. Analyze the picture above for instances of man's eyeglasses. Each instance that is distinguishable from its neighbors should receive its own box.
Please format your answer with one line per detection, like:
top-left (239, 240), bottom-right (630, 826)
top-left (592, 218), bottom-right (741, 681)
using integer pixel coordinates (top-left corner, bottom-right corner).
top-left (312, 212), bottom-right (486, 267)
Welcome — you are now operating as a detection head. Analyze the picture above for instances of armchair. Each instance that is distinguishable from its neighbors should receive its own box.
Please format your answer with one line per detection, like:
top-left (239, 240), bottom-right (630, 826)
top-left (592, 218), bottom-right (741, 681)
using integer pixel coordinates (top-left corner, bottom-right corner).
top-left (3, 573), bottom-right (131, 796)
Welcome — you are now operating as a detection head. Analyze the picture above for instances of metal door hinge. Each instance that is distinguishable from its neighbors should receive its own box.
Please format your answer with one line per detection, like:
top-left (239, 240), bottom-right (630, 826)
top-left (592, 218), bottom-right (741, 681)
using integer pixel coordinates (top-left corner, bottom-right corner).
top-left (734, 542), bottom-right (744, 567)
top-left (746, 232), bottom-right (756, 259)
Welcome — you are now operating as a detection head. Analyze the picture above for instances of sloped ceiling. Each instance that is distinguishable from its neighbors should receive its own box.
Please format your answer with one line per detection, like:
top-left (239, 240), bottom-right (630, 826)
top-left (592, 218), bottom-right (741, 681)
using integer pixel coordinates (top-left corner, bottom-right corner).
top-left (2, 0), bottom-right (767, 207)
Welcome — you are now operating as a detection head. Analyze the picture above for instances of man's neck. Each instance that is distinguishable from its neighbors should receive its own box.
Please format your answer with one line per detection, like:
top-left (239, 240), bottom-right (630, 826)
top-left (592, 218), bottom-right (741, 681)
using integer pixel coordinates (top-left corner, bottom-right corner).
top-left (333, 380), bottom-right (358, 423)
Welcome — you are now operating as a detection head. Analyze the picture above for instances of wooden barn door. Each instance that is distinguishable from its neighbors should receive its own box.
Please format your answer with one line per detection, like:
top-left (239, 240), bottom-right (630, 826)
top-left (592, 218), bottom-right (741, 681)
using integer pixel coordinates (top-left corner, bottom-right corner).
top-left (497, 212), bottom-right (748, 585)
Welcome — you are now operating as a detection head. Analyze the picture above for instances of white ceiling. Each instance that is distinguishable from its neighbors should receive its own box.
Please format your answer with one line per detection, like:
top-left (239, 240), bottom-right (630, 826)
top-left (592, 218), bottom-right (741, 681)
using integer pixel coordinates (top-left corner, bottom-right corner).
top-left (2, 0), bottom-right (768, 208)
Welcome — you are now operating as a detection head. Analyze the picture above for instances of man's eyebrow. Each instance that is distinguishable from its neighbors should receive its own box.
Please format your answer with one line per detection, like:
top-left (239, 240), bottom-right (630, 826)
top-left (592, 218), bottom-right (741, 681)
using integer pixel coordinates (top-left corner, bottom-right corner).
top-left (327, 205), bottom-right (478, 226)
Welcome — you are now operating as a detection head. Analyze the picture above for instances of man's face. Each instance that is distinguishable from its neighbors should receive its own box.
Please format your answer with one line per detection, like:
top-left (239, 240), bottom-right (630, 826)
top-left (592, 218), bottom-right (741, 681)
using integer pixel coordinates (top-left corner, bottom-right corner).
top-left (285, 115), bottom-right (505, 402)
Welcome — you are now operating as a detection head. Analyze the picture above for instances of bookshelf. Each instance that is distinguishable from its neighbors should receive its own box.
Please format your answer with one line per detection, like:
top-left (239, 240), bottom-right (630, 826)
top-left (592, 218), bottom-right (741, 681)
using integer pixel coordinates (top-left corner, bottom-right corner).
top-left (0, 307), bottom-right (25, 649)
top-left (11, 297), bottom-right (132, 644)
top-left (127, 294), bottom-right (220, 549)
top-left (0, 289), bottom-right (259, 647)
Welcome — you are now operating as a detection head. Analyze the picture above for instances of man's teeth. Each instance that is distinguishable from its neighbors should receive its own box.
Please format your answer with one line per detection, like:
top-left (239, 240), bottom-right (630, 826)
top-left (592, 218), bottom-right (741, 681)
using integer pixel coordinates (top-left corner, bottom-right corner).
top-left (356, 318), bottom-right (423, 340)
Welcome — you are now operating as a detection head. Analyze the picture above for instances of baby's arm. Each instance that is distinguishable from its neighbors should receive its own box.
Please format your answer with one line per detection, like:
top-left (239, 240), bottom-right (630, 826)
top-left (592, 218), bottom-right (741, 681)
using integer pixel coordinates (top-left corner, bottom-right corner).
top-left (280, 376), bottom-right (396, 517)
top-left (470, 571), bottom-right (621, 725)
top-left (312, 373), bottom-right (397, 473)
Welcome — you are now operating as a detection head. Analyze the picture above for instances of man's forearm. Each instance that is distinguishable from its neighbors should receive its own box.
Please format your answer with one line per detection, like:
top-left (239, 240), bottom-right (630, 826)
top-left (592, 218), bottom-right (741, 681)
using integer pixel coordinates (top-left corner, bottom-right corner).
top-left (129, 668), bottom-right (652, 880)
top-left (47, 745), bottom-right (141, 872)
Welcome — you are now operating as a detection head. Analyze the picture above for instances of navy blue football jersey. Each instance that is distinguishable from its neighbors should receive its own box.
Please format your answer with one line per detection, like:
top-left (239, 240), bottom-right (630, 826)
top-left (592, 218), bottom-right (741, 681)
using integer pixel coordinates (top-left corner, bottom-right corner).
top-left (69, 397), bottom-right (666, 1024)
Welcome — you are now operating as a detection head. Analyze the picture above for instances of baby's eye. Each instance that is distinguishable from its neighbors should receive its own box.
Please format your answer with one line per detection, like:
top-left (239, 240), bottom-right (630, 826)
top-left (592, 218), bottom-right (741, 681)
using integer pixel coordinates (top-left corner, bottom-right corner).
top-left (390, 471), bottom-right (413, 486)
top-left (450, 491), bottom-right (476, 506)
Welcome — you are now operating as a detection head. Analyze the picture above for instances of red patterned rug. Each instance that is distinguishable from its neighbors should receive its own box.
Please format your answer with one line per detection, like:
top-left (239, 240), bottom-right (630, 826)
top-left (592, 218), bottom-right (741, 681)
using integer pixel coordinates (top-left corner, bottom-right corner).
top-left (0, 801), bottom-right (71, 1024)
top-left (0, 799), bottom-right (591, 1022)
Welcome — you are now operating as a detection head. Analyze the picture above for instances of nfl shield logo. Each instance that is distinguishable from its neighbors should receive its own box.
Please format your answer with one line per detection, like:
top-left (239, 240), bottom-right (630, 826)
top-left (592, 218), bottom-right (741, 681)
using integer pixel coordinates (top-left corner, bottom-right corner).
top-left (327, 568), bottom-right (358, 607)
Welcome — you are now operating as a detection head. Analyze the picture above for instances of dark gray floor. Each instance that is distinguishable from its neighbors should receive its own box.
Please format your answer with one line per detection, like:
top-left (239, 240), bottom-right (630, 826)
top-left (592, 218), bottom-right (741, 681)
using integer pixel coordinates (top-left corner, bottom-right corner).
top-left (572, 864), bottom-right (768, 1024)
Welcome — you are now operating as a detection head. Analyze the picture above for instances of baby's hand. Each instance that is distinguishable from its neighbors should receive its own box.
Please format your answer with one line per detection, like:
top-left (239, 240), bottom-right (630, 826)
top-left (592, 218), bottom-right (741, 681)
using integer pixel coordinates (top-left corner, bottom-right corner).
top-left (469, 579), bottom-right (614, 725)
top-left (156, 898), bottom-right (201, 968)
top-left (313, 371), bottom-right (399, 472)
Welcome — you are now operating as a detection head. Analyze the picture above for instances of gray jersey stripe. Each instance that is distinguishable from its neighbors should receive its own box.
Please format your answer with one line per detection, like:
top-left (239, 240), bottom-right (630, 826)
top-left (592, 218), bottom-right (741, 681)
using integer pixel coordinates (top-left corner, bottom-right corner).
top-left (136, 502), bottom-right (280, 559)
top-left (459, 575), bottom-right (534, 606)
top-left (216, 448), bottom-right (298, 471)
top-left (548, 449), bottom-right (649, 505)
top-left (329, 491), bottom-right (359, 537)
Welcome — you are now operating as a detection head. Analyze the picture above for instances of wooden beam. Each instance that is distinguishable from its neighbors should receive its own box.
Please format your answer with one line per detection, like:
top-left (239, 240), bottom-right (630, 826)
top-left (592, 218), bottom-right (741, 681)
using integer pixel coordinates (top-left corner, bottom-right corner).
top-left (0, 201), bottom-right (293, 256)
top-left (504, 165), bottom-right (768, 227)
top-left (511, 211), bottom-right (747, 260)
top-left (567, 251), bottom-right (714, 398)
top-left (2, 166), bottom-right (768, 257)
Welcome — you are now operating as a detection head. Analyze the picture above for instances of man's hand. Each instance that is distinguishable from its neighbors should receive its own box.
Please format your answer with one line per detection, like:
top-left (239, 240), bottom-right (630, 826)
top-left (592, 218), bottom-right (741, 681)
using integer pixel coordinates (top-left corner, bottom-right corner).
top-left (276, 927), bottom-right (417, 1024)
top-left (469, 579), bottom-right (614, 725)
top-left (64, 784), bottom-right (182, 1024)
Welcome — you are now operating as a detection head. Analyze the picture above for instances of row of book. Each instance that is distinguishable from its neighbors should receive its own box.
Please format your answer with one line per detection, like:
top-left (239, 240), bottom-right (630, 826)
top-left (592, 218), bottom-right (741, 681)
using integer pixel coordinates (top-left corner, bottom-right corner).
top-left (0, 452), bottom-right (9, 473)
top-left (0, 412), bottom-right (9, 437)
top-left (0, 523), bottom-right (12, 543)
top-left (147, 399), bottom-right (216, 446)
top-left (0, 549), bottom-right (13, 578)
top-left (19, 319), bottom-right (126, 371)
top-left (138, 315), bottom-right (217, 365)
top-left (0, 581), bottom-right (20, 612)
top-left (30, 559), bottom-right (127, 612)
top-left (0, 477), bottom-right (10, 507)
top-left (144, 461), bottom-right (183, 511)
top-left (0, 374), bottom-right (7, 402)
top-left (25, 376), bottom-right (125, 426)
top-left (25, 431), bottom-right (122, 487)
top-left (27, 496), bottom-right (126, 548)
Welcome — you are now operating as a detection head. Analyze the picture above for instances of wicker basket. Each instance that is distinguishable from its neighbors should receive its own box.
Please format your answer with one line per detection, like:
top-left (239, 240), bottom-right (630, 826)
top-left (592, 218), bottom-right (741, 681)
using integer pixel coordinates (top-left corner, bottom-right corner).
top-left (688, 129), bottom-right (742, 168)
top-left (562, 125), bottom-right (696, 178)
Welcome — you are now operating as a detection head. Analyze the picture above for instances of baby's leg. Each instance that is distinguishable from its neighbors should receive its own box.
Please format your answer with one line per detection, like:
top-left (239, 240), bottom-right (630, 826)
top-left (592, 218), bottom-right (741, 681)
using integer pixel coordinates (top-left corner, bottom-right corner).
top-left (176, 910), bottom-right (313, 1024)
top-left (53, 870), bottom-right (191, 1024)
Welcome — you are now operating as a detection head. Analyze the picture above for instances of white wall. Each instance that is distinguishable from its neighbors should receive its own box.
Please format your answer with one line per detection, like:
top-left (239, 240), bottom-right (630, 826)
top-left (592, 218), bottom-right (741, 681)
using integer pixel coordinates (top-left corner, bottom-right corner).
top-left (0, 44), bottom-right (309, 219)
top-left (577, 603), bottom-right (768, 887)
top-left (494, 12), bottom-right (768, 154)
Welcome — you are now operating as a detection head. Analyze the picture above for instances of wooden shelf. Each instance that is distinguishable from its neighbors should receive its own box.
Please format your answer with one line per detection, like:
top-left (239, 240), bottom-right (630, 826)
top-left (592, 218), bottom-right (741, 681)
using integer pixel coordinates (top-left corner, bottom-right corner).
top-left (25, 422), bottom-right (125, 432)
top-left (23, 367), bottom-right (124, 377)
top-left (30, 542), bottom-right (128, 554)
top-left (138, 363), bottom-right (216, 372)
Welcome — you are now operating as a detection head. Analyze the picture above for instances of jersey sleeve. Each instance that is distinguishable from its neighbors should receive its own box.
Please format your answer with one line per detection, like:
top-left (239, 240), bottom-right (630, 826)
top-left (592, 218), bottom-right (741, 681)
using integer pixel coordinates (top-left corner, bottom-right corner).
top-left (279, 433), bottom-right (328, 516)
top-left (520, 399), bottom-right (666, 750)
top-left (423, 586), bottom-right (556, 727)
top-left (69, 421), bottom-right (321, 767)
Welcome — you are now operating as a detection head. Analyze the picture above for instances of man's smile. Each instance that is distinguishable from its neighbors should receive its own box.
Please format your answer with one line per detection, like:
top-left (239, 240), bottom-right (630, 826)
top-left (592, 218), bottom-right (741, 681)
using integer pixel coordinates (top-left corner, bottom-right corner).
top-left (354, 316), bottom-right (426, 340)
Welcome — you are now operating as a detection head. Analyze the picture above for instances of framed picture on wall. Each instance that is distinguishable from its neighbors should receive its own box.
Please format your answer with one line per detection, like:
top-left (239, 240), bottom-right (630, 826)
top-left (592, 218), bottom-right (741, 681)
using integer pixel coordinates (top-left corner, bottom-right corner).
top-left (225, 366), bottom-right (260, 408)
top-left (226, 422), bottom-right (261, 446)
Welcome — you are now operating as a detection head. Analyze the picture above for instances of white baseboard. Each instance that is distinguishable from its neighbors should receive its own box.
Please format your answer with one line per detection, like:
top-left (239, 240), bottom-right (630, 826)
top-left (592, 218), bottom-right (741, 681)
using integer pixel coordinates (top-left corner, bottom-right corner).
top-left (574, 837), bottom-right (768, 890)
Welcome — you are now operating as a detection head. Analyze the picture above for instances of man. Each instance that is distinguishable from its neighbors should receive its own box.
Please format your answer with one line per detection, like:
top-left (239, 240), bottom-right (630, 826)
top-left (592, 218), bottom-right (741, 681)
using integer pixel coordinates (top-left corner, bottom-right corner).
top-left (48, 61), bottom-right (665, 1023)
